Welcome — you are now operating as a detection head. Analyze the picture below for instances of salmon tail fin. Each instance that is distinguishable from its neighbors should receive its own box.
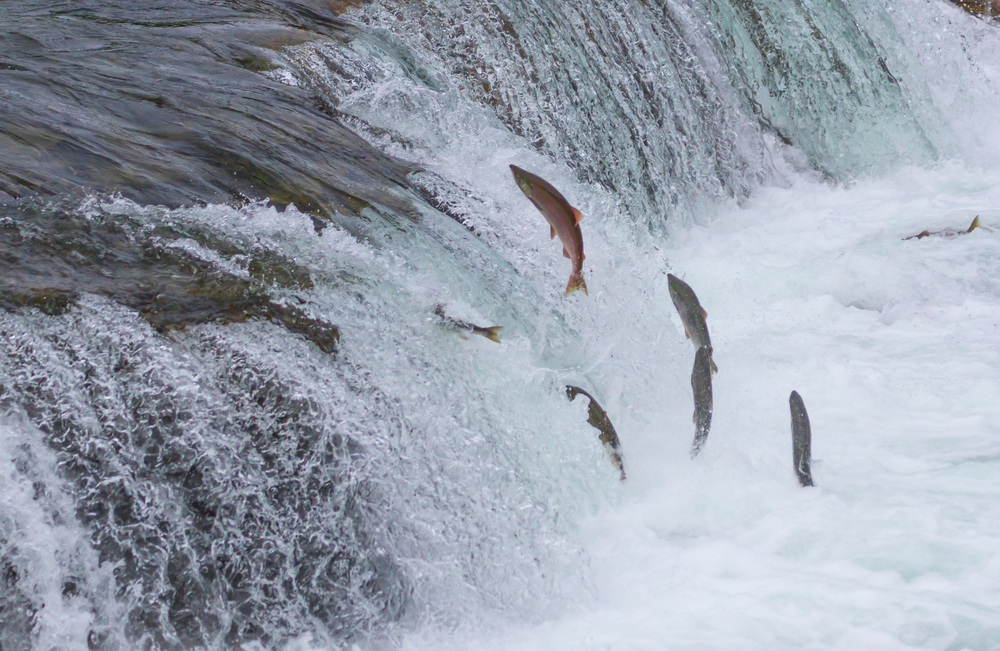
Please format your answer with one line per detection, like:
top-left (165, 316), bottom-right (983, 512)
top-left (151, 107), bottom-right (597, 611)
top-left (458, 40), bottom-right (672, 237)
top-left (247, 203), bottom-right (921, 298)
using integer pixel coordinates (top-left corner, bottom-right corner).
top-left (482, 326), bottom-right (502, 344)
top-left (571, 207), bottom-right (582, 224)
top-left (566, 272), bottom-right (588, 296)
top-left (969, 215), bottom-right (981, 232)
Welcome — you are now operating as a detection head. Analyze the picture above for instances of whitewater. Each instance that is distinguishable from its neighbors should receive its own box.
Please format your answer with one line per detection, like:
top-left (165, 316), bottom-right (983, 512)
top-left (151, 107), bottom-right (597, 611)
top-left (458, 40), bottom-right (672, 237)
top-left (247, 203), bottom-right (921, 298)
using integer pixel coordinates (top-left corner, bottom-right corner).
top-left (331, 4), bottom-right (1000, 647)
top-left (3, 0), bottom-right (1000, 649)
top-left (389, 161), bottom-right (1000, 651)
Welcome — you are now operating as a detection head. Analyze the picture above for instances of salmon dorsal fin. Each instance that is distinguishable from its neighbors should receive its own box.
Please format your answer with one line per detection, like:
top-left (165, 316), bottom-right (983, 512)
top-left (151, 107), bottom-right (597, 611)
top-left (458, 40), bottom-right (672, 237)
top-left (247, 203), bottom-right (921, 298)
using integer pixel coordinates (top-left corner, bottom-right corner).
top-left (968, 215), bottom-right (981, 232)
top-left (571, 207), bottom-right (582, 225)
top-left (550, 224), bottom-right (557, 239)
top-left (700, 306), bottom-right (707, 319)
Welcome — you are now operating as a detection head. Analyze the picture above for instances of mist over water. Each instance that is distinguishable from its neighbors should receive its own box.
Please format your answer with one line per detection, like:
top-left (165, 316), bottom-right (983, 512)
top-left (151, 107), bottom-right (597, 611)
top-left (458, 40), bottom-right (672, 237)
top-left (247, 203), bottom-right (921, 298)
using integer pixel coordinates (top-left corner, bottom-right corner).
top-left (2, 0), bottom-right (1000, 649)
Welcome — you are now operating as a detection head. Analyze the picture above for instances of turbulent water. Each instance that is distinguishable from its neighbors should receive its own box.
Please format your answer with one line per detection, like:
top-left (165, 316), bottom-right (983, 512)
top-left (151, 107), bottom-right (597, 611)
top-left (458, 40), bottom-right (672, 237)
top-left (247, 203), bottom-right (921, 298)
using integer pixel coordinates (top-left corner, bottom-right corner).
top-left (2, 0), bottom-right (1000, 649)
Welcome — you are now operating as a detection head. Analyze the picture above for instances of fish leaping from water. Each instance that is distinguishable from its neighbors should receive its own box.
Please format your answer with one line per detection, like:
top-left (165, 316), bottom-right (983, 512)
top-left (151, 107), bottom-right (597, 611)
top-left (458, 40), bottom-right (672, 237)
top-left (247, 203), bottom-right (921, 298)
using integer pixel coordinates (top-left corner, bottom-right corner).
top-left (433, 304), bottom-right (502, 343)
top-left (668, 274), bottom-right (717, 373)
top-left (690, 346), bottom-right (714, 458)
top-left (510, 165), bottom-right (588, 295)
top-left (565, 385), bottom-right (626, 480)
top-left (789, 390), bottom-right (814, 487)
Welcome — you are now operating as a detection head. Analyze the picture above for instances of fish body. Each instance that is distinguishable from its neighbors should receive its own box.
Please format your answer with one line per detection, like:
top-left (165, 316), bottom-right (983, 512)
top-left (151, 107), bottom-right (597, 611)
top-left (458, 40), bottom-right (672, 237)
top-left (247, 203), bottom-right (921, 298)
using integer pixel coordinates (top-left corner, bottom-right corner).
top-left (433, 304), bottom-right (502, 343)
top-left (510, 165), bottom-right (587, 295)
top-left (667, 273), bottom-right (717, 373)
top-left (789, 390), bottom-right (814, 487)
top-left (566, 385), bottom-right (626, 480)
top-left (690, 346), bottom-right (713, 458)
top-left (904, 215), bottom-right (981, 240)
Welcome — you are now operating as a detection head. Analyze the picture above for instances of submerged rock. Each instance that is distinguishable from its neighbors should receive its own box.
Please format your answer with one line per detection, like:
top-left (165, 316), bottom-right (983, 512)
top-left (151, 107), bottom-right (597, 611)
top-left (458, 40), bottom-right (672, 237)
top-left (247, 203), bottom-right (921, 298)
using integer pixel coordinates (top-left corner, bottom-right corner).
top-left (0, 201), bottom-right (338, 354)
top-left (950, 0), bottom-right (1000, 18)
top-left (0, 554), bottom-right (36, 651)
top-left (0, 312), bottom-right (409, 649)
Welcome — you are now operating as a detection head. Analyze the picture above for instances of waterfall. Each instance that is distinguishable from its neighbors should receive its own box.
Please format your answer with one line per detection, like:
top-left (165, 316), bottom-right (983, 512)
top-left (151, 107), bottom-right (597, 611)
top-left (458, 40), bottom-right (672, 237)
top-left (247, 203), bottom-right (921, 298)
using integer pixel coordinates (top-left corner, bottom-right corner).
top-left (1, 0), bottom-right (998, 649)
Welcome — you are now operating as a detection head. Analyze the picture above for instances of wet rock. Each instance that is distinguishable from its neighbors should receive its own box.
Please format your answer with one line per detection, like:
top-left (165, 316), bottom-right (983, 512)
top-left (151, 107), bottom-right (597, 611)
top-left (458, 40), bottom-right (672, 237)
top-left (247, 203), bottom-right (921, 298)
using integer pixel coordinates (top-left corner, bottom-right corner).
top-left (0, 304), bottom-right (407, 649)
top-left (0, 201), bottom-right (338, 354)
top-left (0, 555), bottom-right (37, 651)
top-left (235, 54), bottom-right (281, 72)
top-left (950, 0), bottom-right (1000, 18)
top-left (0, 0), bottom-right (420, 224)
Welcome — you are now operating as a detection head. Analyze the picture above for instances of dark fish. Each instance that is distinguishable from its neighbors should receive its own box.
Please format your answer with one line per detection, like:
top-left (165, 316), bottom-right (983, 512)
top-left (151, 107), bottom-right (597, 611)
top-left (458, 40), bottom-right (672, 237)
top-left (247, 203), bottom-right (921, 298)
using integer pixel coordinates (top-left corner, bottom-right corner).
top-left (690, 346), bottom-right (713, 458)
top-left (510, 165), bottom-right (587, 295)
top-left (565, 385), bottom-right (626, 480)
top-left (789, 390), bottom-right (814, 487)
top-left (904, 215), bottom-right (980, 240)
top-left (433, 304), bottom-right (502, 343)
top-left (668, 273), bottom-right (717, 373)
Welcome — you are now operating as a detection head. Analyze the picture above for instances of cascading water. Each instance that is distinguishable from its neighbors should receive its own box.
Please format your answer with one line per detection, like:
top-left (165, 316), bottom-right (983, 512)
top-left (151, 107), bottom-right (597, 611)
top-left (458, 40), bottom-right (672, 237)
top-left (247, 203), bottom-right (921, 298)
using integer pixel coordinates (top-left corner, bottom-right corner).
top-left (2, 0), bottom-right (1000, 649)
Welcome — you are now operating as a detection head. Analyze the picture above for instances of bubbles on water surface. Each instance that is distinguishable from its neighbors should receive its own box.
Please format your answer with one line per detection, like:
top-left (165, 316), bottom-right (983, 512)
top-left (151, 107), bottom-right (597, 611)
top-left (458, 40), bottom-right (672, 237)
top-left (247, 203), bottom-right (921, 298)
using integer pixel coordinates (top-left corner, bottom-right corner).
top-left (4, 0), bottom-right (1000, 648)
top-left (0, 195), bottom-right (605, 649)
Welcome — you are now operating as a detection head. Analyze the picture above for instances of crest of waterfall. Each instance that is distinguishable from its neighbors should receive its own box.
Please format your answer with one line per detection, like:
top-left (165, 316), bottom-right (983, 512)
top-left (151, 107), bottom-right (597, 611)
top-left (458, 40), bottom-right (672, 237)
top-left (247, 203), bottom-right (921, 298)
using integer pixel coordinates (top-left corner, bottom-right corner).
top-left (284, 0), bottom-right (952, 230)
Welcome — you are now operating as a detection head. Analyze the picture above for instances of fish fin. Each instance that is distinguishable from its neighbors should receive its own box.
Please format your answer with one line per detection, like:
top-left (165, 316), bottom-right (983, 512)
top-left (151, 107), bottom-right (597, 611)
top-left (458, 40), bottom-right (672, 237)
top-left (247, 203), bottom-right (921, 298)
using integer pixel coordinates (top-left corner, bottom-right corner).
top-left (684, 326), bottom-right (690, 339)
top-left (563, 247), bottom-right (570, 258)
top-left (482, 326), bottom-right (502, 344)
top-left (916, 230), bottom-right (930, 239)
top-left (968, 215), bottom-right (981, 232)
top-left (700, 306), bottom-right (707, 319)
top-left (711, 358), bottom-right (718, 374)
top-left (458, 333), bottom-right (469, 340)
top-left (571, 207), bottom-right (582, 224)
top-left (566, 273), bottom-right (588, 296)
top-left (550, 224), bottom-right (557, 239)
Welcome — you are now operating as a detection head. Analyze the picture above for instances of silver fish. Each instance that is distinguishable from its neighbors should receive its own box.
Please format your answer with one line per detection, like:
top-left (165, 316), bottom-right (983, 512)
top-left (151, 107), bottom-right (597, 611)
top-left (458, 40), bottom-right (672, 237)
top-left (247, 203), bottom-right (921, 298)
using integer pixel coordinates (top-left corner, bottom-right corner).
top-left (433, 304), bottom-right (502, 343)
top-left (668, 273), bottom-right (717, 373)
top-left (690, 346), bottom-right (713, 458)
top-left (789, 390), bottom-right (814, 487)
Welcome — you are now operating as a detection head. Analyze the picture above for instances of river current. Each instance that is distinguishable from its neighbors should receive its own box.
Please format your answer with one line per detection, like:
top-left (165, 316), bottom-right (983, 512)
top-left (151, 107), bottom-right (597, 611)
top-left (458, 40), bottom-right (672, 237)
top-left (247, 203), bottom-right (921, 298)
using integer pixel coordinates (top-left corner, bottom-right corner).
top-left (1, 1), bottom-right (999, 649)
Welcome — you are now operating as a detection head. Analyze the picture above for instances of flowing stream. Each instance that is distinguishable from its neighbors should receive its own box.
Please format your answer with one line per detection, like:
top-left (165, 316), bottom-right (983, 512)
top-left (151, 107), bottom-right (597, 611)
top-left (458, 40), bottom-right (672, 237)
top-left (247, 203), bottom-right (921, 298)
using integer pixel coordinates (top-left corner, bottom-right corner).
top-left (2, 1), bottom-right (1000, 649)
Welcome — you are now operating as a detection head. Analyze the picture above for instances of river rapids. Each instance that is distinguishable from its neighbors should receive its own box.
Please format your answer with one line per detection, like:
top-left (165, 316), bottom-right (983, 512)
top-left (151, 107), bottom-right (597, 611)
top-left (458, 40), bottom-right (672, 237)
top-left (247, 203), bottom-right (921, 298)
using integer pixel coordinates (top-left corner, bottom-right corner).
top-left (2, 1), bottom-right (1000, 649)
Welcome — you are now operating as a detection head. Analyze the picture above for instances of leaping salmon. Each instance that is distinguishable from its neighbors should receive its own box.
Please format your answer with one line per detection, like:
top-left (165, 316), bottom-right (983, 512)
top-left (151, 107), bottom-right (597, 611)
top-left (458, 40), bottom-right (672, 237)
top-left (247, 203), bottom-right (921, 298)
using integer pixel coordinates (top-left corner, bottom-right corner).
top-left (690, 346), bottom-right (714, 458)
top-left (667, 274), bottom-right (718, 373)
top-left (433, 304), bottom-right (502, 343)
top-left (510, 165), bottom-right (587, 295)
top-left (565, 385), bottom-right (626, 480)
top-left (789, 391), bottom-right (814, 487)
